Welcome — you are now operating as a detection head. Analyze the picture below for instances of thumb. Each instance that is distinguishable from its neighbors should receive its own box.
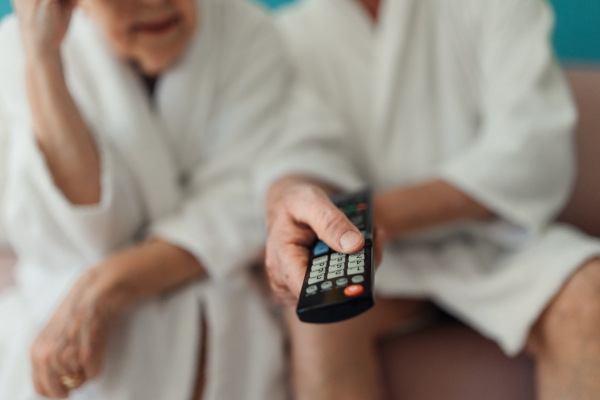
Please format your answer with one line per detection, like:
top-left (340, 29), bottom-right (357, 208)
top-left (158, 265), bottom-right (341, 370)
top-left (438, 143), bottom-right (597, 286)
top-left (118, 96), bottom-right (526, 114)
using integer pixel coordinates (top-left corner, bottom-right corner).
top-left (290, 193), bottom-right (364, 254)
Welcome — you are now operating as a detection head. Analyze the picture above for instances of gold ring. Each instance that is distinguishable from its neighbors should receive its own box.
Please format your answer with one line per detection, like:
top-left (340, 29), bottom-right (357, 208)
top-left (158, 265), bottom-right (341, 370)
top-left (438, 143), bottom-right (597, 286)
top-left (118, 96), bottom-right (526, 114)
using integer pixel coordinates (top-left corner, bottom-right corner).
top-left (59, 372), bottom-right (84, 389)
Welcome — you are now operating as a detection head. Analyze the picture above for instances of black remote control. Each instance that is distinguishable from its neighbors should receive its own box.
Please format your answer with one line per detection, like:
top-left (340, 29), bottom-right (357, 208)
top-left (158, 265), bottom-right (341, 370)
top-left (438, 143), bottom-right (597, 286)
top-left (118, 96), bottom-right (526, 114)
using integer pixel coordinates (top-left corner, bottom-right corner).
top-left (296, 189), bottom-right (375, 324)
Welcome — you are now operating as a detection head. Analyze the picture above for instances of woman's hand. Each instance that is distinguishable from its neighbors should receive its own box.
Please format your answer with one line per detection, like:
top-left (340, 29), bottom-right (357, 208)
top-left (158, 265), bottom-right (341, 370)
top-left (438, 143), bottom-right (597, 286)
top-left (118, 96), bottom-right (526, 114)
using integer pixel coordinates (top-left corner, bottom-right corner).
top-left (13, 0), bottom-right (77, 62)
top-left (29, 239), bottom-right (205, 398)
top-left (30, 268), bottom-right (121, 398)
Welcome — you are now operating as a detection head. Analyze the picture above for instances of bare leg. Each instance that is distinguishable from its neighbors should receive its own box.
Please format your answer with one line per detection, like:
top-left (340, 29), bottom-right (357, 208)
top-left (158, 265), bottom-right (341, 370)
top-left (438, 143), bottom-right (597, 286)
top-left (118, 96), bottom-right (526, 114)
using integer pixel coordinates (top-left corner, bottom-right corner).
top-left (526, 258), bottom-right (600, 400)
top-left (285, 297), bottom-right (433, 400)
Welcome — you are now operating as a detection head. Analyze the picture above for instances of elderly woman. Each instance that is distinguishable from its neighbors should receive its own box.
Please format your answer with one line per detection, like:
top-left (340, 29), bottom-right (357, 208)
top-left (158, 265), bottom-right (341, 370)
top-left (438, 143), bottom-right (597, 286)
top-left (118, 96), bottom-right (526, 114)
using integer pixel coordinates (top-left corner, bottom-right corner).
top-left (0, 0), bottom-right (289, 399)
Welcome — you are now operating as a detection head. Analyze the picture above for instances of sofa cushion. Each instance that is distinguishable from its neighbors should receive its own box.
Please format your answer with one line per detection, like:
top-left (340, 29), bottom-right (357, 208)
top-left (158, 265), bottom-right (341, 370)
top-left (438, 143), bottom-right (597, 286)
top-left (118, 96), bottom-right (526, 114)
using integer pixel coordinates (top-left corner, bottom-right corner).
top-left (380, 323), bottom-right (535, 400)
top-left (559, 69), bottom-right (600, 237)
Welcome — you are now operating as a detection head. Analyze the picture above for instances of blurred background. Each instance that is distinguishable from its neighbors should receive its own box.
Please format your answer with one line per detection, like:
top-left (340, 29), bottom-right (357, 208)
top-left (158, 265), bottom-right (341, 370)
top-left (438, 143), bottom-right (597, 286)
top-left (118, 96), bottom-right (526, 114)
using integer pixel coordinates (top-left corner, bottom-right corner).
top-left (0, 0), bottom-right (599, 63)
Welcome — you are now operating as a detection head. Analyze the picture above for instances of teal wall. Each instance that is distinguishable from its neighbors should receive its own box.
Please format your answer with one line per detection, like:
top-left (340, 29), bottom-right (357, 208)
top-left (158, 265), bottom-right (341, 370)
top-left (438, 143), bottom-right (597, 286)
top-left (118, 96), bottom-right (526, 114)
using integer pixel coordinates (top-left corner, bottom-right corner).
top-left (1, 0), bottom-right (598, 61)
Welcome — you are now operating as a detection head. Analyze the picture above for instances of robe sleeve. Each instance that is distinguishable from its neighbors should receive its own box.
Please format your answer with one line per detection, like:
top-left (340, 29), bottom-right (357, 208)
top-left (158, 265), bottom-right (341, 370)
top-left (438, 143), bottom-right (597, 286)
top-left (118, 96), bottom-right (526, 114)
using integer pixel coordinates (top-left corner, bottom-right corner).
top-left (438, 0), bottom-right (577, 234)
top-left (0, 94), bottom-right (8, 247)
top-left (0, 16), bottom-right (144, 267)
top-left (150, 11), bottom-right (291, 281)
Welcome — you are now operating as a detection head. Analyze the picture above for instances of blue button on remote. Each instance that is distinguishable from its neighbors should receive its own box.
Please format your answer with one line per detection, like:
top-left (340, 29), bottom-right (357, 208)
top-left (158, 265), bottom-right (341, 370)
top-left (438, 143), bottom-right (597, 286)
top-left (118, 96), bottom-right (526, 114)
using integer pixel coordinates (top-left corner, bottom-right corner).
top-left (314, 241), bottom-right (329, 256)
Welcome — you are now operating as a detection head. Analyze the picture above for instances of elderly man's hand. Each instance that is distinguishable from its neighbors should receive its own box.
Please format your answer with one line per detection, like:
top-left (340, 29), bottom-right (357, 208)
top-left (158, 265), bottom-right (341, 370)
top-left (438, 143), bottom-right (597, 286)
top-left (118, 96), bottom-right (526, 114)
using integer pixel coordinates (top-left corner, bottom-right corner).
top-left (13, 0), bottom-right (77, 62)
top-left (265, 176), bottom-right (384, 304)
top-left (30, 268), bottom-right (121, 398)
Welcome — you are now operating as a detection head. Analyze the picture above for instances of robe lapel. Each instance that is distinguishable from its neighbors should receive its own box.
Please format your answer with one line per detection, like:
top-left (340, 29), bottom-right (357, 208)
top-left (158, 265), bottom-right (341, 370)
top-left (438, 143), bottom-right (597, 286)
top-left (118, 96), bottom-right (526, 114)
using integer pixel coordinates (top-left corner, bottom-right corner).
top-left (64, 13), bottom-right (182, 221)
top-left (370, 0), bottom-right (417, 139)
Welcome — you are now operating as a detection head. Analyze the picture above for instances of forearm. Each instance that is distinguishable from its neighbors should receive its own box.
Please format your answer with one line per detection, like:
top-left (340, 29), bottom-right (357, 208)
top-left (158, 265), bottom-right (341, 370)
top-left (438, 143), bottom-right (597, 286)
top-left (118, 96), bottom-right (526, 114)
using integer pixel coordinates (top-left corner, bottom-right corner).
top-left (92, 239), bottom-right (206, 311)
top-left (26, 56), bottom-right (101, 205)
top-left (375, 179), bottom-right (493, 238)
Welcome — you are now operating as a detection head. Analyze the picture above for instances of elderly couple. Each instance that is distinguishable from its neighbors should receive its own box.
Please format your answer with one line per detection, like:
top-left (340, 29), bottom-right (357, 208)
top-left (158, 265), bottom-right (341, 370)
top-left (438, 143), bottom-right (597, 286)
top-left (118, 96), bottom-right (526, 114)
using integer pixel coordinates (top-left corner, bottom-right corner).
top-left (1, 0), bottom-right (600, 399)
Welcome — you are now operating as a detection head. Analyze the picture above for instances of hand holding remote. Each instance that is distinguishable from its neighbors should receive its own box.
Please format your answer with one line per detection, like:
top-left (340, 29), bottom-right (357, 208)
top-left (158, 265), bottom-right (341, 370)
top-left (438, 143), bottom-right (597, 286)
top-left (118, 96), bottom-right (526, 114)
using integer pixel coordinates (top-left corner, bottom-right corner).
top-left (265, 177), bottom-right (384, 307)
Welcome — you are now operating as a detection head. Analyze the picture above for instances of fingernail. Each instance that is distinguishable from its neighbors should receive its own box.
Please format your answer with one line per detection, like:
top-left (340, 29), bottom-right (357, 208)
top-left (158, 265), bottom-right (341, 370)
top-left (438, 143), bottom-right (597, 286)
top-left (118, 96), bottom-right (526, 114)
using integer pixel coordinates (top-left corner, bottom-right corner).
top-left (340, 231), bottom-right (362, 251)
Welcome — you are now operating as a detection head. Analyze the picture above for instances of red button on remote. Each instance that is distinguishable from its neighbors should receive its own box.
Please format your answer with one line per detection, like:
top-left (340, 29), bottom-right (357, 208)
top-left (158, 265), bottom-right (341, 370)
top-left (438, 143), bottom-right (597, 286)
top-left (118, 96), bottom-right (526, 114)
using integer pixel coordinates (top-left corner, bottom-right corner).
top-left (357, 203), bottom-right (368, 211)
top-left (344, 285), bottom-right (364, 297)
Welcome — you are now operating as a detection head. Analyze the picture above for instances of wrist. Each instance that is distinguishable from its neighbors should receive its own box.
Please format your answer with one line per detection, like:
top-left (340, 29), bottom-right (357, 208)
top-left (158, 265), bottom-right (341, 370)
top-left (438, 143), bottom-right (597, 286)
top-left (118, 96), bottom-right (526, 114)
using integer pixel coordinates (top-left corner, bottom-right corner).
top-left (26, 54), bottom-right (64, 83)
top-left (84, 265), bottom-right (131, 314)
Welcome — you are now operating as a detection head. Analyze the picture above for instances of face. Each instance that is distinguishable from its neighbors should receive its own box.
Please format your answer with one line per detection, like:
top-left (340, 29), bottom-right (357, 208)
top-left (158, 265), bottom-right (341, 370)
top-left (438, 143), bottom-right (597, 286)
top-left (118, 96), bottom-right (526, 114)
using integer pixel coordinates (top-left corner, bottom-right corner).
top-left (80, 0), bottom-right (198, 76)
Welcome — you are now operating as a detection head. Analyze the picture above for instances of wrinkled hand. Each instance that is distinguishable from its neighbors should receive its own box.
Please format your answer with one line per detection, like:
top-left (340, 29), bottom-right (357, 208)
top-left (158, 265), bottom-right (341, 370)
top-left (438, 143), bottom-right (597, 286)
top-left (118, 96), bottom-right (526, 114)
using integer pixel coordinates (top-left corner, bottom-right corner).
top-left (30, 268), bottom-right (121, 398)
top-left (265, 178), bottom-right (385, 305)
top-left (13, 0), bottom-right (77, 61)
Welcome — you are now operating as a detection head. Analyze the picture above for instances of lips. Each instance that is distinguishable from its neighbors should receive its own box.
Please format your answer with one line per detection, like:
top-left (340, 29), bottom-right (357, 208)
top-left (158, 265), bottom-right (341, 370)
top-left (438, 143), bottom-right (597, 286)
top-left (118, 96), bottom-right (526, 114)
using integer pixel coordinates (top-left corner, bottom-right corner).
top-left (134, 15), bottom-right (181, 35)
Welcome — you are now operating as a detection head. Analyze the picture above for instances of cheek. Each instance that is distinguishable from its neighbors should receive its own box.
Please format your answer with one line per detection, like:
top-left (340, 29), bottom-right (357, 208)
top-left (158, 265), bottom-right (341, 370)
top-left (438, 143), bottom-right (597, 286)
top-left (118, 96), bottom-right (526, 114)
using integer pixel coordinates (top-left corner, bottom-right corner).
top-left (107, 27), bottom-right (136, 58)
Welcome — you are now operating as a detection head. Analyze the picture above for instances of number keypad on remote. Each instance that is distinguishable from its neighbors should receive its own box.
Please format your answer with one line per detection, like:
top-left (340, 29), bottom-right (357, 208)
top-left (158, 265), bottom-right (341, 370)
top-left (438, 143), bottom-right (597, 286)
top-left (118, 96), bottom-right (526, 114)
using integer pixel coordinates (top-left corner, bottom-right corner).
top-left (305, 248), bottom-right (365, 295)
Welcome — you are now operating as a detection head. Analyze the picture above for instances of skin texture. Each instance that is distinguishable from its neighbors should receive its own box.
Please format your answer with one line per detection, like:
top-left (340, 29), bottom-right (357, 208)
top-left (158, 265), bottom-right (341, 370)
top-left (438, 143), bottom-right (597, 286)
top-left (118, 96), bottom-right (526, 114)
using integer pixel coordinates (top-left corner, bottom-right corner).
top-left (525, 257), bottom-right (600, 400)
top-left (11, 0), bottom-right (204, 398)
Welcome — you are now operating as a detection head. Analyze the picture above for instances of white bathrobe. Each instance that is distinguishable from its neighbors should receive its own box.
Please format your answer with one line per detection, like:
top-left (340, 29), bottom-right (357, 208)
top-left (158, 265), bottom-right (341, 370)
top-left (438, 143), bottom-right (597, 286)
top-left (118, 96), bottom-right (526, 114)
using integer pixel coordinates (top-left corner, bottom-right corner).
top-left (274, 0), bottom-right (600, 354)
top-left (0, 101), bottom-right (8, 247)
top-left (0, 0), bottom-right (289, 398)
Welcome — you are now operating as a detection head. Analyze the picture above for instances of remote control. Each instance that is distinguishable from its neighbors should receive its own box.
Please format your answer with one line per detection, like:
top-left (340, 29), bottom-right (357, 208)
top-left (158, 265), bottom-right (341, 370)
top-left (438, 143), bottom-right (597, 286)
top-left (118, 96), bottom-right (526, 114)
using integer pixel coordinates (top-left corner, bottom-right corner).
top-left (296, 189), bottom-right (375, 324)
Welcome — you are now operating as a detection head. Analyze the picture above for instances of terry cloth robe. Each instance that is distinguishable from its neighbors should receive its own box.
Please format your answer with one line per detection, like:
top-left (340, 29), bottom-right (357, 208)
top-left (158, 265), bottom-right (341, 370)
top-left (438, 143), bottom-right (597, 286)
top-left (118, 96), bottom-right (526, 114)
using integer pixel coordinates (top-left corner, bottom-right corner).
top-left (274, 0), bottom-right (600, 354)
top-left (0, 0), bottom-right (289, 398)
top-left (0, 101), bottom-right (8, 247)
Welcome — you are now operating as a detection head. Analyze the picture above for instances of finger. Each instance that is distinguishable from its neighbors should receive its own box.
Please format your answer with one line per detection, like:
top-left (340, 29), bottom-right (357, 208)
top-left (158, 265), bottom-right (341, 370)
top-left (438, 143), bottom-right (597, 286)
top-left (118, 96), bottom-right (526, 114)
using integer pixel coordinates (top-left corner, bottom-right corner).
top-left (39, 360), bottom-right (69, 398)
top-left (265, 254), bottom-right (300, 305)
top-left (288, 188), bottom-right (364, 254)
top-left (280, 244), bottom-right (310, 298)
top-left (31, 363), bottom-right (48, 398)
top-left (373, 226), bottom-right (386, 269)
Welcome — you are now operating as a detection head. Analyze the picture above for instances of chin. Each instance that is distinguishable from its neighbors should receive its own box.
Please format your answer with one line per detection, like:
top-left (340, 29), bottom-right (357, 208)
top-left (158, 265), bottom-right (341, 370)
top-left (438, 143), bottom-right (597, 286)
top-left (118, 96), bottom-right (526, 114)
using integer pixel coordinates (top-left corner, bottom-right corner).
top-left (137, 46), bottom-right (185, 76)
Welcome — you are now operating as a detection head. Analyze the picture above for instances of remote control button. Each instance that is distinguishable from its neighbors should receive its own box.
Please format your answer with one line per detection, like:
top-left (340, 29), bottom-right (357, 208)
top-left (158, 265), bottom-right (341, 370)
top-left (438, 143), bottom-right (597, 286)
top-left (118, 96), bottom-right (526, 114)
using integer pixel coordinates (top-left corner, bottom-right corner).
top-left (344, 285), bottom-right (364, 297)
top-left (349, 254), bottom-right (365, 261)
top-left (348, 266), bottom-right (365, 275)
top-left (348, 260), bottom-right (365, 268)
top-left (345, 205), bottom-right (357, 213)
top-left (352, 275), bottom-right (365, 283)
top-left (336, 278), bottom-right (349, 287)
top-left (310, 268), bottom-right (326, 277)
top-left (327, 270), bottom-right (344, 280)
top-left (321, 281), bottom-right (333, 290)
top-left (360, 230), bottom-right (367, 237)
top-left (331, 252), bottom-right (346, 258)
top-left (311, 261), bottom-right (327, 271)
top-left (351, 249), bottom-right (365, 255)
top-left (308, 274), bottom-right (325, 285)
top-left (350, 214), bottom-right (365, 227)
top-left (314, 241), bottom-right (329, 256)
top-left (312, 255), bottom-right (328, 264)
top-left (330, 255), bottom-right (345, 265)
top-left (329, 263), bottom-right (344, 272)
top-left (357, 203), bottom-right (368, 211)
top-left (306, 285), bottom-right (318, 294)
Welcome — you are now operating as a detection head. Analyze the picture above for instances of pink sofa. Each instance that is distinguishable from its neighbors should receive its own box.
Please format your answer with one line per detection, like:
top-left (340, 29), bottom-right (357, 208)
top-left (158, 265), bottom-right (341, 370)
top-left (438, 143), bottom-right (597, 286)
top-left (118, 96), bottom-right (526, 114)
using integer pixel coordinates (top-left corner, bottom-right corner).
top-left (0, 69), bottom-right (598, 398)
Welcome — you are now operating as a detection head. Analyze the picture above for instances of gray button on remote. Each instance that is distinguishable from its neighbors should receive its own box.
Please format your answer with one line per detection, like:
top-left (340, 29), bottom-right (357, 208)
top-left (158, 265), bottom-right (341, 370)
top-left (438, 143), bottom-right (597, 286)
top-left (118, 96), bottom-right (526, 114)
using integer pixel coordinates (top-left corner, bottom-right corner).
top-left (336, 278), bottom-right (349, 286)
top-left (306, 285), bottom-right (318, 294)
top-left (351, 275), bottom-right (364, 283)
top-left (321, 281), bottom-right (333, 290)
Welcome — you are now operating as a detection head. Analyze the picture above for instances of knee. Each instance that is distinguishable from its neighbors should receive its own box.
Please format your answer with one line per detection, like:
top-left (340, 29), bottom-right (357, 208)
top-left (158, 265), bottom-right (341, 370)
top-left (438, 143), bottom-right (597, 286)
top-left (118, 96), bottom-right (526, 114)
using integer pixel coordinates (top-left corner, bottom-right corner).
top-left (527, 258), bottom-right (600, 357)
